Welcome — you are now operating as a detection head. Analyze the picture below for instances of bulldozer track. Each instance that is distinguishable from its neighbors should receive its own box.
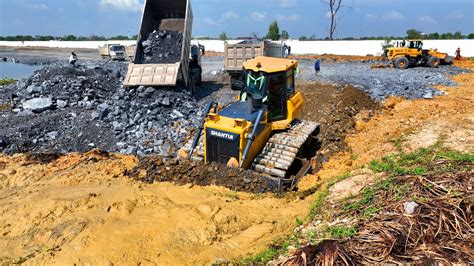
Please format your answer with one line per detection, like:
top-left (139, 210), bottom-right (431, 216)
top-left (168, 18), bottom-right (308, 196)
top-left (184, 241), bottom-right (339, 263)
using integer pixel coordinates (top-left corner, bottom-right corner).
top-left (182, 120), bottom-right (319, 180)
top-left (252, 120), bottom-right (319, 178)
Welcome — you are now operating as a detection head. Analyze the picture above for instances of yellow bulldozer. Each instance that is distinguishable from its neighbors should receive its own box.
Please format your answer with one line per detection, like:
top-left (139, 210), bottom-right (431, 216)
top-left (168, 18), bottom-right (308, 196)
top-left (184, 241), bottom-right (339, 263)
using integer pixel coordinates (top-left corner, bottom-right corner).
top-left (384, 40), bottom-right (453, 69)
top-left (179, 56), bottom-right (319, 189)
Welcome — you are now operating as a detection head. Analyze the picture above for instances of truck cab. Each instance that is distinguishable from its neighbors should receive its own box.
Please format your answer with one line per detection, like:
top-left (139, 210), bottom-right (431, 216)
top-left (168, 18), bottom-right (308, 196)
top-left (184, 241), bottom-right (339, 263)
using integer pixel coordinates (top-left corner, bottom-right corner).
top-left (109, 45), bottom-right (126, 61)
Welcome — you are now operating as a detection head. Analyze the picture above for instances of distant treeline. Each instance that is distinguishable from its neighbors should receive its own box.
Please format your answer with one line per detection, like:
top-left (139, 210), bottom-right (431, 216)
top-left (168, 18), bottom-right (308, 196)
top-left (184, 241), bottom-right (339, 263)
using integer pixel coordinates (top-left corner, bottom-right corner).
top-left (298, 31), bottom-right (474, 41)
top-left (0, 35), bottom-right (138, 41)
top-left (1, 30), bottom-right (473, 42)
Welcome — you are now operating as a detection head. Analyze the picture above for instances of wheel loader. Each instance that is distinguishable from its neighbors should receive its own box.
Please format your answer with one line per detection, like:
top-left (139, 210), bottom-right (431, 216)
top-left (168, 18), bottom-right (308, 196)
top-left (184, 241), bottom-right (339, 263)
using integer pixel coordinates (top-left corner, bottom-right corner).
top-left (384, 40), bottom-right (453, 69)
top-left (179, 56), bottom-right (319, 189)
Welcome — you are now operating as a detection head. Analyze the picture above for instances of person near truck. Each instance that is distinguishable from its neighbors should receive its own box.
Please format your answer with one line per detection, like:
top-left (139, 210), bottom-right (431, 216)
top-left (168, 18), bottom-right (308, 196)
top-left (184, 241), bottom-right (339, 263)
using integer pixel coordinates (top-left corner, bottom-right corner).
top-left (69, 52), bottom-right (78, 66)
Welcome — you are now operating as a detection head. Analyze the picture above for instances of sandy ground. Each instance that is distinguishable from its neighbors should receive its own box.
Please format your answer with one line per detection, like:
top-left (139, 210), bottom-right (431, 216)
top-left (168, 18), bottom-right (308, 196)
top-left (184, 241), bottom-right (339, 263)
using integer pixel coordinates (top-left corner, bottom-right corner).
top-left (0, 150), bottom-right (317, 264)
top-left (299, 60), bottom-right (474, 189)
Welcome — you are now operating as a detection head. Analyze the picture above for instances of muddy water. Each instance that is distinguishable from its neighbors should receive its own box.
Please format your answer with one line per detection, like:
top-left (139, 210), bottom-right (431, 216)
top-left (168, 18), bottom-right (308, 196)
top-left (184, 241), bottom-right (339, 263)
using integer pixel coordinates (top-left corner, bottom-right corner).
top-left (0, 151), bottom-right (315, 264)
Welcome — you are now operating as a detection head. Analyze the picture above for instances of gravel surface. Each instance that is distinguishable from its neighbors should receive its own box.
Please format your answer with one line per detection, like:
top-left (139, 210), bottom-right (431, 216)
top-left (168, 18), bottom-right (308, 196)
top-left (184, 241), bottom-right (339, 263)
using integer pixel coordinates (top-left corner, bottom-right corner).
top-left (299, 61), bottom-right (471, 101)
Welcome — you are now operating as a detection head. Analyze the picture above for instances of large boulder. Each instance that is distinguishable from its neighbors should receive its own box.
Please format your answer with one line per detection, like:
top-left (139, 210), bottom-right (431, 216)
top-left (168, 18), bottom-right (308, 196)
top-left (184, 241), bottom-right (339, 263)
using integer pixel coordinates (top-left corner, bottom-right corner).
top-left (22, 98), bottom-right (53, 113)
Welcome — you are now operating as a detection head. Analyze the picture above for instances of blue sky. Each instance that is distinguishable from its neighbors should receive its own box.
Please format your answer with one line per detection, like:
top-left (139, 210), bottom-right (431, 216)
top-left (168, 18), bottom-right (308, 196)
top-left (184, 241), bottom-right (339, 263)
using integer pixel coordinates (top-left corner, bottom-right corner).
top-left (0, 0), bottom-right (473, 38)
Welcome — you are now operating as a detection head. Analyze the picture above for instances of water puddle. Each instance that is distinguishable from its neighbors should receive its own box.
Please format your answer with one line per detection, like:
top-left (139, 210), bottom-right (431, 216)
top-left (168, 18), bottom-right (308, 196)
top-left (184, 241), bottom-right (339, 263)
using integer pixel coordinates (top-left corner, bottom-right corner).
top-left (0, 61), bottom-right (41, 80)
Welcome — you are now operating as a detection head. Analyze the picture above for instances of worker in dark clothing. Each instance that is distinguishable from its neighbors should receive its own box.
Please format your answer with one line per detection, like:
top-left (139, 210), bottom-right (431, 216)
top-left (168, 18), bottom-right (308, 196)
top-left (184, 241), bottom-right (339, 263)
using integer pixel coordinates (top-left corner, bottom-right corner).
top-left (455, 48), bottom-right (462, 60)
top-left (314, 59), bottom-right (321, 75)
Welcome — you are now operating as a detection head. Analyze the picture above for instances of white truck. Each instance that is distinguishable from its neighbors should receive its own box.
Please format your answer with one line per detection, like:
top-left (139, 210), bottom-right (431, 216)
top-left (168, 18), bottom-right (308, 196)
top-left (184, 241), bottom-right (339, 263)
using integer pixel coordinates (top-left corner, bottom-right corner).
top-left (123, 0), bottom-right (204, 93)
top-left (98, 44), bottom-right (126, 61)
top-left (224, 40), bottom-right (289, 90)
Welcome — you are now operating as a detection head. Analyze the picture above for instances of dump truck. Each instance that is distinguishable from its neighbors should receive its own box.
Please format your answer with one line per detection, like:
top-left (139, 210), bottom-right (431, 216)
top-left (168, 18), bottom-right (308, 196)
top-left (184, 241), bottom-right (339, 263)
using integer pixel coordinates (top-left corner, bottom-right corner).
top-left (125, 45), bottom-right (136, 61)
top-left (123, 0), bottom-right (202, 93)
top-left (384, 40), bottom-right (453, 69)
top-left (98, 44), bottom-right (126, 60)
top-left (225, 40), bottom-right (289, 90)
top-left (180, 56), bottom-right (319, 190)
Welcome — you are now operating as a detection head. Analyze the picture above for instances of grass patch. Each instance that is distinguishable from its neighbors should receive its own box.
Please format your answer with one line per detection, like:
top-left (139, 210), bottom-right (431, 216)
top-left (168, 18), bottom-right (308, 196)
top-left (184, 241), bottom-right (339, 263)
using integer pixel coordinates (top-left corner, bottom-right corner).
top-left (0, 78), bottom-right (16, 86)
top-left (369, 145), bottom-right (473, 176)
top-left (240, 146), bottom-right (472, 264)
top-left (328, 225), bottom-right (357, 239)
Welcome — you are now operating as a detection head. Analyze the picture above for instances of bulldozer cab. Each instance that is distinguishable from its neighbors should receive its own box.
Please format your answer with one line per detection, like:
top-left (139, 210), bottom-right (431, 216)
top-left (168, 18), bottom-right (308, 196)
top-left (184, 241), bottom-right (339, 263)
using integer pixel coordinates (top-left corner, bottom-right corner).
top-left (240, 56), bottom-right (298, 121)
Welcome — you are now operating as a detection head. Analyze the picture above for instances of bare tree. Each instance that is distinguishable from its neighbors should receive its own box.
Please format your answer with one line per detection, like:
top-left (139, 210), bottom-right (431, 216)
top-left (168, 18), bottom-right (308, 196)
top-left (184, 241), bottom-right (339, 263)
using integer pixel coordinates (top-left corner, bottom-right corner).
top-left (321, 0), bottom-right (353, 40)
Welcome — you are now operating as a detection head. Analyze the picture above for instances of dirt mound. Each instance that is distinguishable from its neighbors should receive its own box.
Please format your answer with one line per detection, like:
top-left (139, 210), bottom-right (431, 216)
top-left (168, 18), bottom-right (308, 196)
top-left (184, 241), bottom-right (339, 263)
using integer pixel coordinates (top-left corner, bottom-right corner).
top-left (298, 82), bottom-right (379, 170)
top-left (289, 54), bottom-right (384, 63)
top-left (127, 156), bottom-right (277, 193)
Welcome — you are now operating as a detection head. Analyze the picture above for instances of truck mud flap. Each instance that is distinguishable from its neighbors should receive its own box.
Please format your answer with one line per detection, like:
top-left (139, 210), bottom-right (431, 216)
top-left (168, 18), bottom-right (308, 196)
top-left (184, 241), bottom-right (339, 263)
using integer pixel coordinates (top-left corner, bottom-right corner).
top-left (124, 63), bottom-right (180, 86)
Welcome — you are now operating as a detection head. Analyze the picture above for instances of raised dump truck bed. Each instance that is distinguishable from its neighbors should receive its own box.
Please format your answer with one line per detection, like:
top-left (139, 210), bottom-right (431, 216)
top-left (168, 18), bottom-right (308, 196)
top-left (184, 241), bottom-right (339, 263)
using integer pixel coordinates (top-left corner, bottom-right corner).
top-left (124, 0), bottom-right (193, 88)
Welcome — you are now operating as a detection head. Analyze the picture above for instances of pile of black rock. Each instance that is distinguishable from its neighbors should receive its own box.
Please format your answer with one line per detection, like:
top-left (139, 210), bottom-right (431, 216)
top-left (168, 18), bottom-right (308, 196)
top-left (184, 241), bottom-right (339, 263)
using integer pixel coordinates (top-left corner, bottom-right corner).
top-left (141, 29), bottom-right (183, 64)
top-left (0, 62), bottom-right (203, 156)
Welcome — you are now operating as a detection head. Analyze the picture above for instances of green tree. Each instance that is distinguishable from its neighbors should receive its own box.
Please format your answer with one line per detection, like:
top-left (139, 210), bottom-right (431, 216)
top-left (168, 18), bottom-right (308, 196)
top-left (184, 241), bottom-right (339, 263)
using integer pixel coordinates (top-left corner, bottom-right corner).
top-left (299, 36), bottom-right (308, 41)
top-left (89, 35), bottom-right (106, 41)
top-left (110, 35), bottom-right (129, 40)
top-left (219, 32), bottom-right (229, 41)
top-left (62, 35), bottom-right (77, 41)
top-left (445, 32), bottom-right (454, 39)
top-left (265, 21), bottom-right (280, 40)
top-left (406, 29), bottom-right (422, 39)
top-left (454, 31), bottom-right (463, 39)
top-left (427, 32), bottom-right (439, 39)
top-left (468, 33), bottom-right (474, 39)
top-left (280, 30), bottom-right (289, 40)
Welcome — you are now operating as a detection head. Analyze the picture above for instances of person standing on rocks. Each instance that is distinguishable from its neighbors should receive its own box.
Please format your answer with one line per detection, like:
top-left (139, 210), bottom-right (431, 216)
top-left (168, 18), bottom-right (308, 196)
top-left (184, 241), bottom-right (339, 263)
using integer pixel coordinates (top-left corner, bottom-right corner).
top-left (69, 52), bottom-right (78, 66)
top-left (314, 59), bottom-right (321, 76)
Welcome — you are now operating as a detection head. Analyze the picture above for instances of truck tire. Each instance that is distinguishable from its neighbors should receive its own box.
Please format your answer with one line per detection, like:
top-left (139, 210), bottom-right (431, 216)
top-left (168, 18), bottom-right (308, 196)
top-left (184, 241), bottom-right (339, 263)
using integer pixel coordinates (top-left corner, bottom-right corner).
top-left (394, 57), bottom-right (409, 69)
top-left (427, 56), bottom-right (440, 68)
top-left (443, 56), bottom-right (453, 65)
top-left (197, 66), bottom-right (202, 86)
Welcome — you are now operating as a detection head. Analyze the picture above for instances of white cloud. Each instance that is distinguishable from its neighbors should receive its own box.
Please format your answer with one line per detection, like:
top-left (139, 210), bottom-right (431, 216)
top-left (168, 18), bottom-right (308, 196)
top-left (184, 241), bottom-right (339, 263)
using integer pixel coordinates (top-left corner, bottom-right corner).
top-left (277, 14), bottom-right (301, 21)
top-left (100, 0), bottom-right (143, 12)
top-left (221, 11), bottom-right (240, 21)
top-left (278, 0), bottom-right (297, 7)
top-left (382, 10), bottom-right (405, 20)
top-left (447, 10), bottom-right (464, 19)
top-left (251, 12), bottom-right (266, 21)
top-left (417, 16), bottom-right (436, 23)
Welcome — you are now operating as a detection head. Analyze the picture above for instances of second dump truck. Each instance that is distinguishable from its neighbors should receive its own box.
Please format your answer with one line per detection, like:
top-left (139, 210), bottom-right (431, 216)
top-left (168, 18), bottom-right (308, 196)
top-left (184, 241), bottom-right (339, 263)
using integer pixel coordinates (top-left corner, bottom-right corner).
top-left (225, 40), bottom-right (290, 90)
top-left (123, 0), bottom-right (203, 93)
top-left (98, 44), bottom-right (126, 60)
